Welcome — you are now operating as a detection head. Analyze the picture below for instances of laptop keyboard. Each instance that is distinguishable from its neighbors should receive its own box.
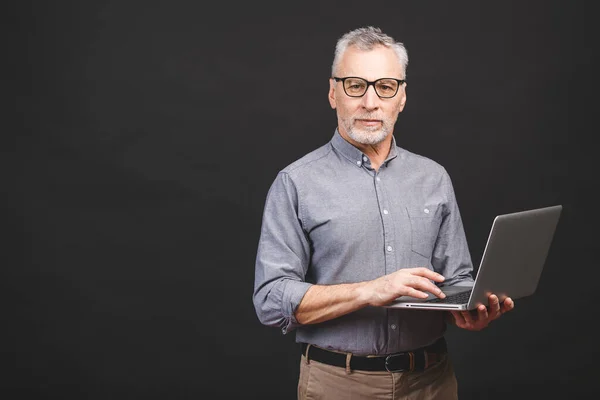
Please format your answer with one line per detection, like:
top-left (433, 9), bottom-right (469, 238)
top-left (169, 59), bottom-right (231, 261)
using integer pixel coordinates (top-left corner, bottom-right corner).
top-left (427, 289), bottom-right (472, 304)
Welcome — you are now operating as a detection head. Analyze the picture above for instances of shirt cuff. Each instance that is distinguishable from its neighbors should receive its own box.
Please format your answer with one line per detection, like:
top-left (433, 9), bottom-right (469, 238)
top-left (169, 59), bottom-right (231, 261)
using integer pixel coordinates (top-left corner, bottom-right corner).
top-left (280, 279), bottom-right (313, 334)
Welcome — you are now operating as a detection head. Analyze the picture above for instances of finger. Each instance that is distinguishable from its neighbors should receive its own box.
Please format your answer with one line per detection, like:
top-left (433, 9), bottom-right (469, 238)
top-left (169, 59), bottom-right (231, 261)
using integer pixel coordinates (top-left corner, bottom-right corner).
top-left (462, 309), bottom-right (475, 325)
top-left (502, 297), bottom-right (514, 313)
top-left (407, 276), bottom-right (446, 298)
top-left (488, 295), bottom-right (501, 318)
top-left (450, 310), bottom-right (465, 325)
top-left (404, 286), bottom-right (430, 299)
top-left (410, 267), bottom-right (445, 283)
top-left (477, 304), bottom-right (489, 321)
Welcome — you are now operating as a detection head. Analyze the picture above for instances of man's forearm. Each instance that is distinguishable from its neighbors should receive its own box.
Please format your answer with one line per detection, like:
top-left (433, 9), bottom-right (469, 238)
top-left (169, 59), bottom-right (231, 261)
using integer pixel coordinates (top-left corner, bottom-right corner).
top-left (294, 268), bottom-right (446, 325)
top-left (294, 282), bottom-right (370, 325)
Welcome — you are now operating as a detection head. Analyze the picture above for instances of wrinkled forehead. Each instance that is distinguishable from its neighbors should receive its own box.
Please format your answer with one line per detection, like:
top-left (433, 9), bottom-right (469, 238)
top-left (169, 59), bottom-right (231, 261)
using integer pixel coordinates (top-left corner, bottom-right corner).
top-left (336, 45), bottom-right (404, 81)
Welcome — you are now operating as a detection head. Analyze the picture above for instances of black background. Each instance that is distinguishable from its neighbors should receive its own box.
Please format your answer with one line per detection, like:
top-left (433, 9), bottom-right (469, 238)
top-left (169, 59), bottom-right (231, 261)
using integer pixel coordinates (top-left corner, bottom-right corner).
top-left (4, 1), bottom-right (598, 399)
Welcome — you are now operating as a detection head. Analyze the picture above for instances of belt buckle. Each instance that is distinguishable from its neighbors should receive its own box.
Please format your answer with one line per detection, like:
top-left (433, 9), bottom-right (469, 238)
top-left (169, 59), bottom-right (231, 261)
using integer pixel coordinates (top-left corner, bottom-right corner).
top-left (384, 351), bottom-right (414, 372)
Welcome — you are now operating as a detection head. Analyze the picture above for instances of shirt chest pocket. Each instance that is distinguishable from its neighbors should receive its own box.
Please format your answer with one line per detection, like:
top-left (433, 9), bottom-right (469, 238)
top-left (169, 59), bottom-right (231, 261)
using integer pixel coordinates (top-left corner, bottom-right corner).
top-left (406, 205), bottom-right (443, 259)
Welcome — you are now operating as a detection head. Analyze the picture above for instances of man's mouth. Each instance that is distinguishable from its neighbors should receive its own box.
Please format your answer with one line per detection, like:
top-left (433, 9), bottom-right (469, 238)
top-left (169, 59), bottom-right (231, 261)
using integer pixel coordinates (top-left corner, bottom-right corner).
top-left (356, 119), bottom-right (382, 126)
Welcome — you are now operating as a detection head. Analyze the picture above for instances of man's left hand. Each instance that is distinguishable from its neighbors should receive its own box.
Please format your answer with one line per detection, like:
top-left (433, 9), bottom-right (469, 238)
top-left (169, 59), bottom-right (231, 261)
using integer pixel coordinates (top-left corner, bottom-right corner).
top-left (448, 294), bottom-right (514, 331)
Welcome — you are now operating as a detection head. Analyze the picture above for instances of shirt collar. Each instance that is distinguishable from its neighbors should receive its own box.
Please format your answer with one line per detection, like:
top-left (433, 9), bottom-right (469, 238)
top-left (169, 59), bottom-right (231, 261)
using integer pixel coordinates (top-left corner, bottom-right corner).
top-left (330, 128), bottom-right (398, 167)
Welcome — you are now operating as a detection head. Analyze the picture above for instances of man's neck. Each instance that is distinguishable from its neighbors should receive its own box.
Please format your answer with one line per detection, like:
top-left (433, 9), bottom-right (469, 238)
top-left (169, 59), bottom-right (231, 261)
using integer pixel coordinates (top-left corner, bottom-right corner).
top-left (339, 130), bottom-right (393, 171)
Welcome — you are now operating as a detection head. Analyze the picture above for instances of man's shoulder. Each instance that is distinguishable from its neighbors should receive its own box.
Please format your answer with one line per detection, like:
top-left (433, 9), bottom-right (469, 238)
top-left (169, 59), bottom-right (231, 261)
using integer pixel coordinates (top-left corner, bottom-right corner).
top-left (280, 142), bottom-right (333, 176)
top-left (395, 145), bottom-right (447, 175)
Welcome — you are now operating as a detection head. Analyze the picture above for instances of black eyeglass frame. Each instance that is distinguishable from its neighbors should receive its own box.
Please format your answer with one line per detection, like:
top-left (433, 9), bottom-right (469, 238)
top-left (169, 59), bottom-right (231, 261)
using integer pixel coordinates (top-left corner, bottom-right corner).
top-left (332, 76), bottom-right (406, 98)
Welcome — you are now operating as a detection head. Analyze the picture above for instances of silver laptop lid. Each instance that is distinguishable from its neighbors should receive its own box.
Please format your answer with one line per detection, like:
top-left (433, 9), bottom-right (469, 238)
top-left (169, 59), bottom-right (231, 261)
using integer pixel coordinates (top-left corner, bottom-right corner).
top-left (466, 204), bottom-right (562, 309)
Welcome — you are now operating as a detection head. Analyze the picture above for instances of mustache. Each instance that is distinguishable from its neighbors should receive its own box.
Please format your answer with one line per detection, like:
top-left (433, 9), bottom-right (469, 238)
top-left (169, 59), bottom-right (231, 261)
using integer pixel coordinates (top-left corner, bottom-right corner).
top-left (354, 114), bottom-right (383, 120)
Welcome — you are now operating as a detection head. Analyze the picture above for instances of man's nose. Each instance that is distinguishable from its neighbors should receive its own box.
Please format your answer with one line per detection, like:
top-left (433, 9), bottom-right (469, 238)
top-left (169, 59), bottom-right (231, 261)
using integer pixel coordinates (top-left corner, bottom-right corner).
top-left (361, 85), bottom-right (380, 109)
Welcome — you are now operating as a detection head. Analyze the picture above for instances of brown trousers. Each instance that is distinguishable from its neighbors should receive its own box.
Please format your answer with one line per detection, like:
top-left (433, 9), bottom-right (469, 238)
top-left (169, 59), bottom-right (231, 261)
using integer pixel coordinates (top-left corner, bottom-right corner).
top-left (298, 353), bottom-right (458, 400)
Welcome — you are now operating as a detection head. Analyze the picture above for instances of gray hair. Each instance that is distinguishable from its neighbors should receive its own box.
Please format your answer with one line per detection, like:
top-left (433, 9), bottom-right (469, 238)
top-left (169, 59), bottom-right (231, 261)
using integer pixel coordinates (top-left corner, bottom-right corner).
top-left (331, 26), bottom-right (408, 79)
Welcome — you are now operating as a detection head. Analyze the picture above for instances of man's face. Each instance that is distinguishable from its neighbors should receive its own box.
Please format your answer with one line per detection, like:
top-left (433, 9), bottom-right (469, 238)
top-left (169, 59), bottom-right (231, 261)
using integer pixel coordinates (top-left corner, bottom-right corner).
top-left (328, 45), bottom-right (407, 145)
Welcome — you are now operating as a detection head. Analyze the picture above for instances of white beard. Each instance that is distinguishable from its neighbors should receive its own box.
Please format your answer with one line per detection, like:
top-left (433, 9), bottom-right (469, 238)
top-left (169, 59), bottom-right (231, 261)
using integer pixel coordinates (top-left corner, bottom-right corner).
top-left (341, 117), bottom-right (393, 145)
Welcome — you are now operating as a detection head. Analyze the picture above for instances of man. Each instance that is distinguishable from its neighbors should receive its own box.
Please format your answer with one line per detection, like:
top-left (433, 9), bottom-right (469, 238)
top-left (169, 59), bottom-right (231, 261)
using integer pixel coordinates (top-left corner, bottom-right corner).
top-left (253, 26), bottom-right (514, 399)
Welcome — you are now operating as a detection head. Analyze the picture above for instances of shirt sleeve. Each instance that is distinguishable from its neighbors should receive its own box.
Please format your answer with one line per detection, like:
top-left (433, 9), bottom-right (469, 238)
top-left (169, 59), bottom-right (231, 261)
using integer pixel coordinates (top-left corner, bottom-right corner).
top-left (253, 171), bottom-right (313, 334)
top-left (432, 169), bottom-right (475, 287)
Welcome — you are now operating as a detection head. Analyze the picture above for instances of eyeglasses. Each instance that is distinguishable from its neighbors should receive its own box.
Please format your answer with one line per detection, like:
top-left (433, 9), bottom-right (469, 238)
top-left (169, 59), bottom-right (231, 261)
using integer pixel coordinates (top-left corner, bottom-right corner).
top-left (332, 76), bottom-right (405, 98)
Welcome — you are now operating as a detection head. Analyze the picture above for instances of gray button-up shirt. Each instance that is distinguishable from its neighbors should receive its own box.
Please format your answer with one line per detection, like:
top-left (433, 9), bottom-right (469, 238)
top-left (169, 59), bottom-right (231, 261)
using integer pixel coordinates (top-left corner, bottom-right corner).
top-left (253, 130), bottom-right (474, 355)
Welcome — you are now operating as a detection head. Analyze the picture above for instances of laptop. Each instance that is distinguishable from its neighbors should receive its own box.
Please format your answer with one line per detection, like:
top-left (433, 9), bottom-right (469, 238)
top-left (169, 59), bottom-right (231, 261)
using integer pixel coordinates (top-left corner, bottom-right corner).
top-left (384, 205), bottom-right (562, 311)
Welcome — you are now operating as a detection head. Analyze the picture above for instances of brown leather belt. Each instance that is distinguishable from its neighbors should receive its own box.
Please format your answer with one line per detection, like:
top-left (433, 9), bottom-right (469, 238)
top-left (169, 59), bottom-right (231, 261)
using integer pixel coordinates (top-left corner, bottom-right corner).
top-left (301, 337), bottom-right (447, 372)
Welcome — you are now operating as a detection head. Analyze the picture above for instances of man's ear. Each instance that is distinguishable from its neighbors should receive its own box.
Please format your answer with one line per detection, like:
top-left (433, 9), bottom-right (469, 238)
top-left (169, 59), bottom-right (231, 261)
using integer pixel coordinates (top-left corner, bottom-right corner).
top-left (398, 82), bottom-right (407, 112)
top-left (328, 78), bottom-right (337, 109)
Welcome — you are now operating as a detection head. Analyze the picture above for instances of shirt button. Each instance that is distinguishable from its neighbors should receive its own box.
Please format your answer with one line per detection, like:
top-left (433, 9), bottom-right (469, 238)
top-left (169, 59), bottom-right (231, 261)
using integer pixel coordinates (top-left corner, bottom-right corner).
top-left (424, 208), bottom-right (430, 214)
top-left (390, 324), bottom-right (397, 330)
top-left (363, 156), bottom-right (368, 162)
top-left (386, 245), bottom-right (393, 252)
top-left (357, 161), bottom-right (362, 166)
top-left (376, 177), bottom-right (381, 181)
top-left (383, 209), bottom-right (389, 215)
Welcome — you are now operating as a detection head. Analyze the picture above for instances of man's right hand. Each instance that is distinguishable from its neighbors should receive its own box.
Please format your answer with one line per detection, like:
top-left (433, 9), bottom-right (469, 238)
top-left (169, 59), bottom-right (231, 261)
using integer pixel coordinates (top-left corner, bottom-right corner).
top-left (295, 267), bottom-right (446, 325)
top-left (361, 267), bottom-right (446, 307)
